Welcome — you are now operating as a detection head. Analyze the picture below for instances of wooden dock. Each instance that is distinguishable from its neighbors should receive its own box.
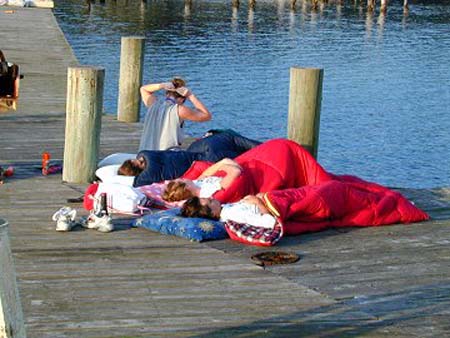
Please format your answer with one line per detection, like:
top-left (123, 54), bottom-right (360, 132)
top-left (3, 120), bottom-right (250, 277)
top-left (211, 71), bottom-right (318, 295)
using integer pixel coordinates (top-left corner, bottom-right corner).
top-left (1, 7), bottom-right (450, 337)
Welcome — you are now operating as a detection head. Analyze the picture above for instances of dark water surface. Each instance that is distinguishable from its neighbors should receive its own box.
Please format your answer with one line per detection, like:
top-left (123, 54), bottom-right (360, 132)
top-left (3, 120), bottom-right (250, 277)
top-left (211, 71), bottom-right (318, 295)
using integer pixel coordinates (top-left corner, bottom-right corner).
top-left (54, 0), bottom-right (450, 188)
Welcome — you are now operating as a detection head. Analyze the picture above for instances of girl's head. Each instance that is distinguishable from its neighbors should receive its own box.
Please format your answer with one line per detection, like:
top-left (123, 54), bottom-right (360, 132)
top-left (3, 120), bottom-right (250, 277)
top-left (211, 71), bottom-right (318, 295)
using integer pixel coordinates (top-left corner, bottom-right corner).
top-left (162, 180), bottom-right (196, 202)
top-left (181, 196), bottom-right (221, 220)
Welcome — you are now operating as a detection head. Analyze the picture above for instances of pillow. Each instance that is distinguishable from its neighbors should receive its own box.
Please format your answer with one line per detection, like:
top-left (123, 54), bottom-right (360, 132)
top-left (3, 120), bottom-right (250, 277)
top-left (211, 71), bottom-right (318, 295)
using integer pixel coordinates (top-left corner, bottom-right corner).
top-left (132, 208), bottom-right (228, 242)
top-left (98, 153), bottom-right (136, 168)
top-left (95, 164), bottom-right (134, 186)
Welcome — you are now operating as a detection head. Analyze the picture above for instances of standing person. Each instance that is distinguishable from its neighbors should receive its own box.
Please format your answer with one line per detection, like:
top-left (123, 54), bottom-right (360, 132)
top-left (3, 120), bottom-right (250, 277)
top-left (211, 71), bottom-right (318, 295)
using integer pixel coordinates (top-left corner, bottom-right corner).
top-left (139, 77), bottom-right (212, 151)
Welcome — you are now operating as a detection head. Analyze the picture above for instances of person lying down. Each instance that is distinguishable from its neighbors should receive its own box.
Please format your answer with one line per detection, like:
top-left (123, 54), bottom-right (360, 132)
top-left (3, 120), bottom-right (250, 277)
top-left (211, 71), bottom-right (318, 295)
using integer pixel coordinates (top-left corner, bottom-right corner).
top-left (117, 129), bottom-right (261, 187)
top-left (179, 180), bottom-right (429, 236)
top-left (158, 138), bottom-right (429, 237)
top-left (182, 194), bottom-right (276, 229)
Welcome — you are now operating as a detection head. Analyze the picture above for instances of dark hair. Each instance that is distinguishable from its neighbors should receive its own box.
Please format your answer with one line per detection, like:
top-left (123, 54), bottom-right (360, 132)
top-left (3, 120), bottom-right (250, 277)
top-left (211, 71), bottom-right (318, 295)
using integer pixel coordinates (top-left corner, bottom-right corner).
top-left (162, 181), bottom-right (195, 202)
top-left (181, 196), bottom-right (218, 220)
top-left (118, 160), bottom-right (143, 176)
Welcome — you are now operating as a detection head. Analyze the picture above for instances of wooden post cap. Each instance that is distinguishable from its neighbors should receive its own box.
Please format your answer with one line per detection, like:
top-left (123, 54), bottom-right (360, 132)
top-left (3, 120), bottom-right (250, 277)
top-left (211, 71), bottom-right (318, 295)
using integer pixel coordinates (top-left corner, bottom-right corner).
top-left (67, 65), bottom-right (105, 71)
top-left (121, 36), bottom-right (145, 40)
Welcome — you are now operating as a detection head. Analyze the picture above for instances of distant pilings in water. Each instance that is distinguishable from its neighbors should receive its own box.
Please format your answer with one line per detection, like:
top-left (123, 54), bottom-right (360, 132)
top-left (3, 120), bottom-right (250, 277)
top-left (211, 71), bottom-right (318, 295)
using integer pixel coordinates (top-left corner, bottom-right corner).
top-left (288, 67), bottom-right (324, 159)
top-left (82, 0), bottom-right (413, 16)
top-left (380, 0), bottom-right (387, 13)
top-left (233, 0), bottom-right (403, 15)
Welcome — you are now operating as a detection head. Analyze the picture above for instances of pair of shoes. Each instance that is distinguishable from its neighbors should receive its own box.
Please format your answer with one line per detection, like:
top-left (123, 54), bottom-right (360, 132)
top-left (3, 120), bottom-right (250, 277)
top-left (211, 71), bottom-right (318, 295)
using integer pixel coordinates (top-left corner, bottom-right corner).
top-left (81, 212), bottom-right (114, 233)
top-left (52, 206), bottom-right (77, 232)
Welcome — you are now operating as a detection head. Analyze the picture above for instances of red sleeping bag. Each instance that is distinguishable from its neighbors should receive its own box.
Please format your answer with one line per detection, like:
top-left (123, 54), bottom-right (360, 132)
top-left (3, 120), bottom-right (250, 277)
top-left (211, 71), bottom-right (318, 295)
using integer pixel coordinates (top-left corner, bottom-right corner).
top-left (263, 180), bottom-right (429, 236)
top-left (182, 139), bottom-right (429, 245)
top-left (183, 138), bottom-right (333, 202)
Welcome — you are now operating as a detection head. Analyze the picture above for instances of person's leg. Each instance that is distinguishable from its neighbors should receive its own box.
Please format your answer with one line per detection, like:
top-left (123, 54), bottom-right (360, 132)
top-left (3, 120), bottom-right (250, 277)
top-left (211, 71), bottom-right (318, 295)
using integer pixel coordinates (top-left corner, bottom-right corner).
top-left (187, 131), bottom-right (261, 162)
top-left (230, 133), bottom-right (261, 151)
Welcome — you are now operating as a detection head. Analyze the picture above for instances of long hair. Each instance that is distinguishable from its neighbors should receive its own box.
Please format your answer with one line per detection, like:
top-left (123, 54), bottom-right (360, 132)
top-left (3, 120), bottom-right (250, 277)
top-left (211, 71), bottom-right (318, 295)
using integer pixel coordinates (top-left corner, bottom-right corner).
top-left (181, 196), bottom-right (218, 220)
top-left (162, 180), bottom-right (195, 202)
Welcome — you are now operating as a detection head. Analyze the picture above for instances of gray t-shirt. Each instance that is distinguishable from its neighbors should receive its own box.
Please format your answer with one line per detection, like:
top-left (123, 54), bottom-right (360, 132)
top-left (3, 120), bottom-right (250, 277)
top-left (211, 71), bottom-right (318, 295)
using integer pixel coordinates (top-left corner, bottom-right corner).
top-left (139, 98), bottom-right (185, 151)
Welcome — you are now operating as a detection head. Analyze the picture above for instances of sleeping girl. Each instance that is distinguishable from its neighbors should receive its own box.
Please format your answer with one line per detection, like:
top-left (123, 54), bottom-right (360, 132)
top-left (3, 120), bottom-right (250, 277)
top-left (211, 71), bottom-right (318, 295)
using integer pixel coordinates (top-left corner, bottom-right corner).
top-left (162, 138), bottom-right (332, 204)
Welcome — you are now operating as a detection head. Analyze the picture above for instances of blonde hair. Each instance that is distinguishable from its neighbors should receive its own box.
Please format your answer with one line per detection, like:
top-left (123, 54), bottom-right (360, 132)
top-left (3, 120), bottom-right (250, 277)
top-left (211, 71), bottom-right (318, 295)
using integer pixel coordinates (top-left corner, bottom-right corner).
top-left (162, 181), bottom-right (195, 202)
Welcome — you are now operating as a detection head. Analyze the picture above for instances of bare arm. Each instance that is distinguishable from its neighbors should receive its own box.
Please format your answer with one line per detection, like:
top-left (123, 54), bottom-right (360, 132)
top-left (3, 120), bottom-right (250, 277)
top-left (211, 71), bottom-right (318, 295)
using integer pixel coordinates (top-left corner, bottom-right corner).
top-left (178, 92), bottom-right (212, 122)
top-left (140, 82), bottom-right (173, 107)
top-left (198, 158), bottom-right (242, 189)
top-left (242, 195), bottom-right (270, 214)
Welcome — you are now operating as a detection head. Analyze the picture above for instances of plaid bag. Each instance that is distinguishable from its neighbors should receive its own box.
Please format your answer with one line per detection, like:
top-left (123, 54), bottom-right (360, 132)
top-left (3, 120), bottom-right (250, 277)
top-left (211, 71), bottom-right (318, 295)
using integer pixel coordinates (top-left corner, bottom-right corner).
top-left (224, 219), bottom-right (283, 247)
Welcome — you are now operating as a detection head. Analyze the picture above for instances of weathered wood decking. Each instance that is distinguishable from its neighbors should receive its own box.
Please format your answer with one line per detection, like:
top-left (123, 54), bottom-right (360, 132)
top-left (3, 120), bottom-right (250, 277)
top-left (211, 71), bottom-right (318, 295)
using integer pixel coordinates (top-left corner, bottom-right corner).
top-left (1, 7), bottom-right (450, 337)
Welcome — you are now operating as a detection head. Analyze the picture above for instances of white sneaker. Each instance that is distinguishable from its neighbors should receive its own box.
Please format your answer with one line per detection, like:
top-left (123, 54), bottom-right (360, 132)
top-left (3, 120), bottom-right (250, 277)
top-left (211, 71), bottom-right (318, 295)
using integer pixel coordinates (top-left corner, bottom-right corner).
top-left (52, 207), bottom-right (77, 232)
top-left (82, 213), bottom-right (114, 233)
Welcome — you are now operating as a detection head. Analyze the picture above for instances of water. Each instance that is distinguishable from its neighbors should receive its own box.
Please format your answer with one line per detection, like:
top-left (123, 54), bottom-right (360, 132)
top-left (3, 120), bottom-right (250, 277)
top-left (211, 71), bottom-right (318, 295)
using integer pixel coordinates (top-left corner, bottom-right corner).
top-left (54, 0), bottom-right (450, 188)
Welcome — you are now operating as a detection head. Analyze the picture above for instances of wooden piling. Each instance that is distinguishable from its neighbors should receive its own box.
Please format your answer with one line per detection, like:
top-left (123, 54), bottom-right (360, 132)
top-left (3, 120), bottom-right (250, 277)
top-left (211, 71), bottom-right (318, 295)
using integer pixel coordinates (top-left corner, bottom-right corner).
top-left (249, 0), bottom-right (256, 9)
top-left (0, 220), bottom-right (26, 338)
top-left (63, 66), bottom-right (105, 183)
top-left (367, 0), bottom-right (375, 12)
top-left (380, 0), bottom-right (387, 13)
top-left (288, 67), bottom-right (324, 158)
top-left (232, 0), bottom-right (240, 8)
top-left (290, 0), bottom-right (296, 10)
top-left (117, 36), bottom-right (145, 123)
top-left (403, 0), bottom-right (409, 12)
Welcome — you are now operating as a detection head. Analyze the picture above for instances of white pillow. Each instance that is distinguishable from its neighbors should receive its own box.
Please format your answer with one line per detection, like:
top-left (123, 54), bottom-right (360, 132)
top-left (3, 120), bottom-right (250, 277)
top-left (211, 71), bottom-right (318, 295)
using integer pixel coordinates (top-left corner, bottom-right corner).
top-left (98, 153), bottom-right (136, 168)
top-left (95, 165), bottom-right (135, 186)
top-left (95, 182), bottom-right (146, 214)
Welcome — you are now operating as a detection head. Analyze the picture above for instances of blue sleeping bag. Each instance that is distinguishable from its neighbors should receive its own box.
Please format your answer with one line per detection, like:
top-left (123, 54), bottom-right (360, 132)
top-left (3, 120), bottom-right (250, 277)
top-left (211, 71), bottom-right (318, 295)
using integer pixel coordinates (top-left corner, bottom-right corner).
top-left (133, 130), bottom-right (261, 187)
